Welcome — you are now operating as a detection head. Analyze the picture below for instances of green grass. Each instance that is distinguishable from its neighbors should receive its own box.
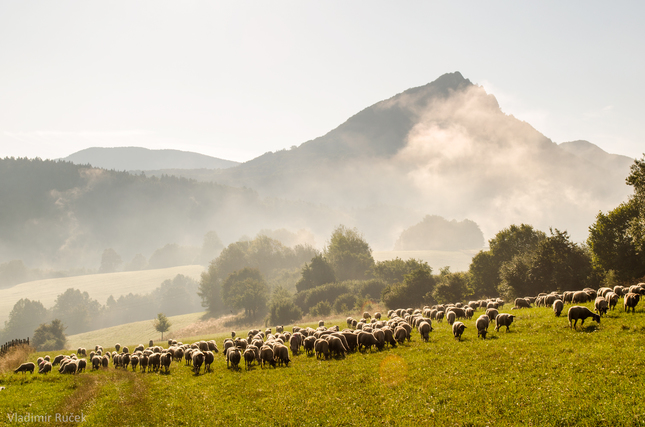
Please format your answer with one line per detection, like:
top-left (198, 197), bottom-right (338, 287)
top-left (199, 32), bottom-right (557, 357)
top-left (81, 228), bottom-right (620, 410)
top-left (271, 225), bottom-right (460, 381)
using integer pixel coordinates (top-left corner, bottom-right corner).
top-left (3, 301), bottom-right (645, 426)
top-left (65, 312), bottom-right (207, 350)
top-left (373, 250), bottom-right (479, 272)
top-left (0, 265), bottom-right (204, 324)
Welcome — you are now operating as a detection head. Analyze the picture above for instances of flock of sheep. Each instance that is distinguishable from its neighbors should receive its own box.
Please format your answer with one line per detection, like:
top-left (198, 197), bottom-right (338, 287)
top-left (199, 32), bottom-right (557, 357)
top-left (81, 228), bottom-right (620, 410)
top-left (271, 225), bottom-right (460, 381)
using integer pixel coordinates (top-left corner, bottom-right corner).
top-left (12, 282), bottom-right (644, 376)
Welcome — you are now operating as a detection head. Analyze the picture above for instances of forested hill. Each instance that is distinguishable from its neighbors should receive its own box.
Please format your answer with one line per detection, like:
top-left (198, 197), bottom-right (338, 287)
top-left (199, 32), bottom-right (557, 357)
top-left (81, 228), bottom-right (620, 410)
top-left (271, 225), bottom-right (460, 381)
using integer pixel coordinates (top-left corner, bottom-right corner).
top-left (0, 158), bottom-right (344, 269)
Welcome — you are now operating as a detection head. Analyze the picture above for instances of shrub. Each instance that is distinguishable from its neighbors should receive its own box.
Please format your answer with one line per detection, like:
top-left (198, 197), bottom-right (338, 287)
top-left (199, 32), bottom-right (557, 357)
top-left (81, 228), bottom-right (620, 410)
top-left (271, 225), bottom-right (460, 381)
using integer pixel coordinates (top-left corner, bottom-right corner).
top-left (310, 301), bottom-right (332, 317)
top-left (333, 293), bottom-right (357, 314)
top-left (267, 298), bottom-right (303, 326)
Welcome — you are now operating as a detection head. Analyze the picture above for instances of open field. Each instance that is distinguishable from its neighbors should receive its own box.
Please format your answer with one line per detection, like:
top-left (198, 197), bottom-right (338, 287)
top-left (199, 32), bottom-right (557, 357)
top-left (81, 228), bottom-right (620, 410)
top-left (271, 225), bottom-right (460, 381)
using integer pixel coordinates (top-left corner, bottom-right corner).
top-left (373, 250), bottom-right (480, 272)
top-left (65, 312), bottom-right (207, 350)
top-left (3, 300), bottom-right (645, 426)
top-left (0, 265), bottom-right (204, 324)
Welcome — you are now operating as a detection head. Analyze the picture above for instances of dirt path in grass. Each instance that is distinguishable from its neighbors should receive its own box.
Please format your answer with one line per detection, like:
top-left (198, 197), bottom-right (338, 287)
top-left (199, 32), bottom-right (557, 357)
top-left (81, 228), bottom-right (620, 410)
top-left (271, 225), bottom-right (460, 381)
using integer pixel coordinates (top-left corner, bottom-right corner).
top-left (51, 369), bottom-right (148, 426)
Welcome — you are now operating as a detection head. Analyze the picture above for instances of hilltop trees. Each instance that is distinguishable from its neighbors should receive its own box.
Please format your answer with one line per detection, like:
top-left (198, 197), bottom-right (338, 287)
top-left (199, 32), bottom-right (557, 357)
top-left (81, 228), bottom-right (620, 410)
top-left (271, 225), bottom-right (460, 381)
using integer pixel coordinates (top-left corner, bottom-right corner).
top-left (198, 235), bottom-right (316, 315)
top-left (0, 298), bottom-right (49, 343)
top-left (394, 215), bottom-right (484, 250)
top-left (221, 267), bottom-right (269, 319)
top-left (51, 288), bottom-right (101, 335)
top-left (295, 254), bottom-right (335, 292)
top-left (382, 263), bottom-right (436, 309)
top-left (469, 224), bottom-right (546, 297)
top-left (588, 155), bottom-right (645, 282)
top-left (99, 248), bottom-right (122, 273)
top-left (32, 319), bottom-right (66, 351)
top-left (324, 225), bottom-right (375, 281)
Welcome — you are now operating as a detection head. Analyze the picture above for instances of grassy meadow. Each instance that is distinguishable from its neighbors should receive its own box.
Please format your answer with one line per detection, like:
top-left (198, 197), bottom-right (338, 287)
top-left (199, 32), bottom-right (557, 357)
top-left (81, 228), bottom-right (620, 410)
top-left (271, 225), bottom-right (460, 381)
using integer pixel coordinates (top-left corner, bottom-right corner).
top-left (2, 300), bottom-right (645, 426)
top-left (0, 265), bottom-right (204, 324)
top-left (373, 250), bottom-right (479, 273)
top-left (65, 312), bottom-right (207, 350)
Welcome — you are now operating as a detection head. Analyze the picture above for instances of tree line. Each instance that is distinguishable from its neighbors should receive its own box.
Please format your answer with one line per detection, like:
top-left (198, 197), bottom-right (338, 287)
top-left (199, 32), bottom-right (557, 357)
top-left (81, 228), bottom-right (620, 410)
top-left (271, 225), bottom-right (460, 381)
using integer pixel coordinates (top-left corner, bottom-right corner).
top-left (0, 274), bottom-right (200, 350)
top-left (199, 155), bottom-right (645, 324)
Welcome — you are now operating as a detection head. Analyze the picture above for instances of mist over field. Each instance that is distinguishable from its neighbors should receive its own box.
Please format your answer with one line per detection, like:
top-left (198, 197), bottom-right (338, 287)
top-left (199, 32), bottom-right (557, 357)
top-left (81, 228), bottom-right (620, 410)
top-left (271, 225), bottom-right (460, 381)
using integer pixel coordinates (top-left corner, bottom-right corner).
top-left (0, 72), bottom-right (634, 279)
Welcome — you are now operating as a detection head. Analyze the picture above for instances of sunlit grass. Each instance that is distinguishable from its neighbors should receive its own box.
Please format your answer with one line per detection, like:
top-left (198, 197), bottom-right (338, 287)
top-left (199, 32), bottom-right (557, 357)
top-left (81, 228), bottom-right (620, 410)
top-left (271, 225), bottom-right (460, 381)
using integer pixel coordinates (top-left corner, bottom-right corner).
top-left (2, 301), bottom-right (645, 426)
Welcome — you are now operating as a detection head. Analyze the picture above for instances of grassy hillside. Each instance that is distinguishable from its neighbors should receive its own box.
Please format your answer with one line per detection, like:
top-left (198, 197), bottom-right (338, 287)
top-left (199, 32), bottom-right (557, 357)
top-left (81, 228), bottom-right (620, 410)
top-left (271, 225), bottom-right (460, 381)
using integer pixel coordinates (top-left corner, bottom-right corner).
top-left (373, 249), bottom-right (479, 272)
top-left (0, 265), bottom-right (204, 324)
top-left (2, 300), bottom-right (645, 425)
top-left (65, 312), bottom-right (207, 350)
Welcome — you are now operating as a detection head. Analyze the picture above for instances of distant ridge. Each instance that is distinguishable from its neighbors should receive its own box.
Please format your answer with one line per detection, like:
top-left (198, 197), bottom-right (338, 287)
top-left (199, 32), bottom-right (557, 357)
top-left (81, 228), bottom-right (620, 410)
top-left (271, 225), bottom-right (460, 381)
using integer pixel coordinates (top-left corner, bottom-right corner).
top-left (63, 147), bottom-right (240, 171)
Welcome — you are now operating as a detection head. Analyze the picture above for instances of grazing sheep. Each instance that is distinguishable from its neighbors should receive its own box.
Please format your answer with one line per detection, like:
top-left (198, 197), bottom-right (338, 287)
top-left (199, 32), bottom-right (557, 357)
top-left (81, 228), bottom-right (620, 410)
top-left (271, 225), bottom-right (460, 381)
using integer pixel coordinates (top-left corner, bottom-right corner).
top-left (130, 355), bottom-right (139, 372)
top-left (446, 311), bottom-right (456, 325)
top-left (243, 348), bottom-right (256, 369)
top-left (475, 315), bottom-right (490, 339)
top-left (605, 292), bottom-right (619, 310)
top-left (314, 339), bottom-right (330, 360)
top-left (101, 355), bottom-right (109, 368)
top-left (452, 322), bottom-right (466, 340)
top-left (38, 362), bottom-right (52, 374)
top-left (60, 360), bottom-right (78, 375)
top-left (115, 344), bottom-right (121, 353)
top-left (418, 321), bottom-right (432, 342)
top-left (160, 353), bottom-right (171, 373)
top-left (495, 314), bottom-right (515, 332)
top-left (260, 345), bottom-right (276, 368)
top-left (594, 297), bottom-right (609, 316)
top-left (149, 353), bottom-right (161, 372)
top-left (568, 306), bottom-right (601, 329)
top-left (191, 351), bottom-right (204, 374)
top-left (274, 344), bottom-right (291, 366)
top-left (624, 293), bottom-right (641, 313)
top-left (572, 291), bottom-right (589, 304)
top-left (77, 359), bottom-right (87, 373)
top-left (226, 347), bottom-right (241, 370)
top-left (289, 334), bottom-right (302, 355)
top-left (553, 300), bottom-right (564, 317)
top-left (486, 308), bottom-right (499, 322)
top-left (52, 355), bottom-right (65, 366)
top-left (139, 355), bottom-right (149, 373)
top-left (436, 311), bottom-right (444, 322)
top-left (149, 340), bottom-right (154, 348)
top-left (393, 326), bottom-right (407, 345)
top-left (14, 362), bottom-right (35, 374)
top-left (514, 298), bottom-right (531, 309)
top-left (303, 336), bottom-right (316, 356)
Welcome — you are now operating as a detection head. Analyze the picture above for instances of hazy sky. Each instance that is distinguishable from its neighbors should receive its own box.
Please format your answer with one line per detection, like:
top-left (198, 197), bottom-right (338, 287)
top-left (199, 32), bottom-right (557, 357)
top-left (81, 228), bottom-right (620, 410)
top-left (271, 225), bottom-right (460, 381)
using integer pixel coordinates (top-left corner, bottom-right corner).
top-left (1, 1), bottom-right (643, 163)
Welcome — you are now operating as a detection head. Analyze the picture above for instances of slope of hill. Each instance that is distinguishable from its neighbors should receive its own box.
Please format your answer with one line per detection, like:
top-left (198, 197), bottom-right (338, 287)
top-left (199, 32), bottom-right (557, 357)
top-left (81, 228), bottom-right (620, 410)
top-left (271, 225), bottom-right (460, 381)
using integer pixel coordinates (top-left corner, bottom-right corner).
top-left (211, 72), bottom-right (633, 241)
top-left (65, 311), bottom-right (205, 350)
top-left (0, 265), bottom-right (204, 324)
top-left (63, 147), bottom-right (239, 171)
top-left (559, 140), bottom-right (635, 175)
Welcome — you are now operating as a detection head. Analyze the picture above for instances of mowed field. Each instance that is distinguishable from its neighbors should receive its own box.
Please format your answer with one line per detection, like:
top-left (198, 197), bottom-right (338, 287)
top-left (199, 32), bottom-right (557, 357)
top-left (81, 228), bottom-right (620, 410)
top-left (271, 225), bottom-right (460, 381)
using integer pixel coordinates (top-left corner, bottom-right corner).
top-left (373, 250), bottom-right (480, 272)
top-left (0, 266), bottom-right (205, 324)
top-left (3, 300), bottom-right (645, 426)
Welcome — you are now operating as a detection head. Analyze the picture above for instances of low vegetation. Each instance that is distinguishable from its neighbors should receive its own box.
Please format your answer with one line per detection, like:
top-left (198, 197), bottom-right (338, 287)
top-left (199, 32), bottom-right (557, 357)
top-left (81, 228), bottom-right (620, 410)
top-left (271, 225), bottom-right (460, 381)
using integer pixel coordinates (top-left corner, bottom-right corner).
top-left (3, 301), bottom-right (645, 425)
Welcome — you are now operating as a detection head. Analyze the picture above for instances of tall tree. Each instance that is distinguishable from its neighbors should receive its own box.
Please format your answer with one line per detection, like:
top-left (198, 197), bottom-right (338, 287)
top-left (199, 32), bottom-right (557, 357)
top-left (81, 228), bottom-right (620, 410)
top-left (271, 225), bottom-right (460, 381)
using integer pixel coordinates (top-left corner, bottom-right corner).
top-left (1, 298), bottom-right (49, 343)
top-left (324, 225), bottom-right (375, 281)
top-left (382, 265), bottom-right (435, 309)
top-left (469, 224), bottom-right (546, 297)
top-left (51, 288), bottom-right (101, 334)
top-left (32, 319), bottom-right (67, 351)
top-left (588, 155), bottom-right (645, 282)
top-left (153, 313), bottom-right (172, 340)
top-left (221, 267), bottom-right (269, 318)
top-left (296, 254), bottom-right (335, 292)
top-left (99, 248), bottom-right (122, 273)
